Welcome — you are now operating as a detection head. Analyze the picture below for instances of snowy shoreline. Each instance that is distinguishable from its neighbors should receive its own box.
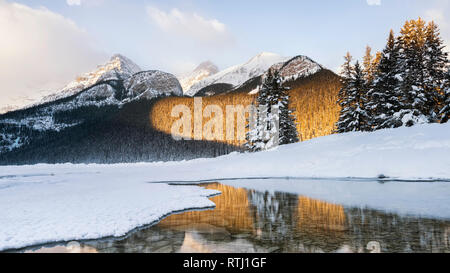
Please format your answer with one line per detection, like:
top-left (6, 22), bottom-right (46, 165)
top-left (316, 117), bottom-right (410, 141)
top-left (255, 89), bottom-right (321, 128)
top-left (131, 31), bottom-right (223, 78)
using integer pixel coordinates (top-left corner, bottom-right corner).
top-left (2, 205), bottom-right (219, 253)
top-left (1, 122), bottom-right (450, 251)
top-left (0, 175), bottom-right (219, 251)
top-left (3, 122), bottom-right (450, 181)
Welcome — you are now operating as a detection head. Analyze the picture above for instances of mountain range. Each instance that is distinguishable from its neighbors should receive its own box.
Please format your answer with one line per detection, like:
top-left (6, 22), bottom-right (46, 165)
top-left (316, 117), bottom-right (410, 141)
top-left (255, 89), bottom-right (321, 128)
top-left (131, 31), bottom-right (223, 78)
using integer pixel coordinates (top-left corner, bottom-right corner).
top-left (183, 52), bottom-right (290, 96)
top-left (40, 54), bottom-right (143, 104)
top-left (0, 52), bottom-right (339, 164)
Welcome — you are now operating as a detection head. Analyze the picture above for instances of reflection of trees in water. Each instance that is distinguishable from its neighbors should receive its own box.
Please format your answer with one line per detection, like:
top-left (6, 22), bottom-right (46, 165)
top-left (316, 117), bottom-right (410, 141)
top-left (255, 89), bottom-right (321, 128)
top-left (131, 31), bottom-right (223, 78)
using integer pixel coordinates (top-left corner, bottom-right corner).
top-left (344, 208), bottom-right (450, 253)
top-left (83, 184), bottom-right (450, 253)
top-left (248, 190), bottom-right (450, 253)
top-left (293, 196), bottom-right (348, 252)
top-left (246, 191), bottom-right (345, 252)
top-left (158, 183), bottom-right (255, 234)
top-left (247, 190), bottom-right (298, 249)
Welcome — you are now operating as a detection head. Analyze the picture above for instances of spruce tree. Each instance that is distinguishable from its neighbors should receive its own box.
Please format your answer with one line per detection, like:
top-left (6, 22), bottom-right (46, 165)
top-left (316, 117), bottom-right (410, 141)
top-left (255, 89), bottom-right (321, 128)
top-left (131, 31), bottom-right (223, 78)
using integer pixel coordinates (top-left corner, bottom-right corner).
top-left (245, 96), bottom-right (268, 152)
top-left (336, 53), bottom-right (354, 133)
top-left (349, 62), bottom-right (371, 131)
top-left (245, 70), bottom-right (299, 151)
top-left (440, 68), bottom-right (450, 123)
top-left (363, 46), bottom-right (382, 128)
top-left (367, 30), bottom-right (403, 129)
top-left (424, 21), bottom-right (449, 120)
top-left (245, 71), bottom-right (277, 151)
top-left (336, 61), bottom-right (371, 132)
top-left (278, 79), bottom-right (300, 145)
top-left (244, 102), bottom-right (261, 152)
top-left (258, 70), bottom-right (279, 150)
top-left (261, 70), bottom-right (299, 147)
top-left (397, 18), bottom-right (432, 126)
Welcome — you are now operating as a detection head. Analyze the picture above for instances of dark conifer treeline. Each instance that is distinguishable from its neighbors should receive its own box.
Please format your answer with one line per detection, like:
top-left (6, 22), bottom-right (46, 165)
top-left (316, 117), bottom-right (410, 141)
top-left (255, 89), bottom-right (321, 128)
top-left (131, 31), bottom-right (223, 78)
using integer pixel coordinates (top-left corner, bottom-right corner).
top-left (0, 98), bottom-right (240, 165)
top-left (336, 18), bottom-right (450, 133)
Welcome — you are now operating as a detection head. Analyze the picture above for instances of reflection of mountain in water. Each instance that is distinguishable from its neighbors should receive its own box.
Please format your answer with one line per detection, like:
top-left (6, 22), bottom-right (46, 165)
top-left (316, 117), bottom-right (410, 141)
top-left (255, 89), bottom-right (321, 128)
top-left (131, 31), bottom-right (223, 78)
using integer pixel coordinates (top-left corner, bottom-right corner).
top-left (34, 183), bottom-right (450, 253)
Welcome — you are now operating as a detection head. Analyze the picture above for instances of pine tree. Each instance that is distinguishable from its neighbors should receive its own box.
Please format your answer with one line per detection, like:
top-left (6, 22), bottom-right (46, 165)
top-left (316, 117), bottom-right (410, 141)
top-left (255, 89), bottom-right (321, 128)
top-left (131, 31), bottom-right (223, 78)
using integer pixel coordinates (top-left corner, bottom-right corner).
top-left (397, 18), bottom-right (432, 126)
top-left (440, 68), bottom-right (450, 123)
top-left (336, 53), bottom-right (354, 133)
top-left (244, 102), bottom-right (261, 152)
top-left (245, 71), bottom-right (276, 151)
top-left (363, 46), bottom-right (382, 128)
top-left (367, 30), bottom-right (403, 129)
top-left (245, 70), bottom-right (299, 151)
top-left (424, 21), bottom-right (449, 120)
top-left (336, 61), bottom-right (371, 132)
top-left (278, 80), bottom-right (300, 145)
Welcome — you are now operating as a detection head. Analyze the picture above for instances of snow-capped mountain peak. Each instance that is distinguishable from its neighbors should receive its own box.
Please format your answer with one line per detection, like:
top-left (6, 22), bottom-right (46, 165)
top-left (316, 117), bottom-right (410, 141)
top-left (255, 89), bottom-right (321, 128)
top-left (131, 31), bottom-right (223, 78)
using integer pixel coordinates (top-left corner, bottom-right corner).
top-left (178, 61), bottom-right (219, 93)
top-left (245, 52), bottom-right (285, 66)
top-left (267, 55), bottom-right (323, 81)
top-left (193, 61), bottom-right (218, 74)
top-left (40, 54), bottom-right (142, 104)
top-left (185, 52), bottom-right (290, 96)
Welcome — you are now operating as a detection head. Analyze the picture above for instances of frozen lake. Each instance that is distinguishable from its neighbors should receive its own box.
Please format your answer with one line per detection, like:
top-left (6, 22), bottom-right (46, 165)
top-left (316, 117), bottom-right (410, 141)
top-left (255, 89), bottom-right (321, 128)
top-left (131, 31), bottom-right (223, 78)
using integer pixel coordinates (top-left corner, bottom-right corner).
top-left (13, 179), bottom-right (450, 253)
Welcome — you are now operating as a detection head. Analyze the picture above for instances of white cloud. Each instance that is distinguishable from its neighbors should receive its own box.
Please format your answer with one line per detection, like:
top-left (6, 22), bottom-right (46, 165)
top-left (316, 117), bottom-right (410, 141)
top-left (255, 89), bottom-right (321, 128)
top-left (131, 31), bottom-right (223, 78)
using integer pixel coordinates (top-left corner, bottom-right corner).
top-left (66, 0), bottom-right (81, 6)
top-left (66, 0), bottom-right (105, 7)
top-left (367, 0), bottom-right (381, 6)
top-left (146, 6), bottom-right (234, 47)
top-left (0, 1), bottom-right (107, 111)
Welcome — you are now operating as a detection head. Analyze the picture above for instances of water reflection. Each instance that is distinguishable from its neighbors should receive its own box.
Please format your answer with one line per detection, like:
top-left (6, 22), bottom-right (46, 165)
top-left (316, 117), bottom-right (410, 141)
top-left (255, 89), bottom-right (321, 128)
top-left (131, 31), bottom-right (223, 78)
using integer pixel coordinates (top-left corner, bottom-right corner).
top-left (24, 182), bottom-right (450, 253)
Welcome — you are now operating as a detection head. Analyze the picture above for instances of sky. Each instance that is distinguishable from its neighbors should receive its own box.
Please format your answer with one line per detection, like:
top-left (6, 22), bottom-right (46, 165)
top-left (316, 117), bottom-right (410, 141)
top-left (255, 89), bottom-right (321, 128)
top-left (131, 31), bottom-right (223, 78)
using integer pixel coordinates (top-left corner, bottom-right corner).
top-left (0, 0), bottom-right (449, 110)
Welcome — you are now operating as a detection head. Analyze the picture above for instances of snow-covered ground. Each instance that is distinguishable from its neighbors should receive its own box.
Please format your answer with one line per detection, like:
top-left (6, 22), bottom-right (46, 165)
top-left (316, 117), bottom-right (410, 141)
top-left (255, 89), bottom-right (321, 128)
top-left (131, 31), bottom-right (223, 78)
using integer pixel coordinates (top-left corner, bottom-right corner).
top-left (1, 122), bottom-right (450, 251)
top-left (0, 172), bottom-right (218, 251)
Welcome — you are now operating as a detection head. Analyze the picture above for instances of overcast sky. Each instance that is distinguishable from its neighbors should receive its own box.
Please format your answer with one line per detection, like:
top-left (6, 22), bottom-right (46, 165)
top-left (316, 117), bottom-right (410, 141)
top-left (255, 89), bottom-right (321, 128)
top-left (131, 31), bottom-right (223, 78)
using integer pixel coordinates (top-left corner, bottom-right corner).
top-left (0, 0), bottom-right (449, 110)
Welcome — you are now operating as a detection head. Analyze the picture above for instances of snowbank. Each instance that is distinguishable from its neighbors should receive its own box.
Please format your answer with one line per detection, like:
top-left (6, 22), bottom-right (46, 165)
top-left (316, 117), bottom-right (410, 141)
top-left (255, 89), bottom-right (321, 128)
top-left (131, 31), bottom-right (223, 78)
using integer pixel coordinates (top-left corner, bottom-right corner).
top-left (5, 122), bottom-right (448, 182)
top-left (0, 172), bottom-right (218, 251)
top-left (1, 123), bottom-right (450, 182)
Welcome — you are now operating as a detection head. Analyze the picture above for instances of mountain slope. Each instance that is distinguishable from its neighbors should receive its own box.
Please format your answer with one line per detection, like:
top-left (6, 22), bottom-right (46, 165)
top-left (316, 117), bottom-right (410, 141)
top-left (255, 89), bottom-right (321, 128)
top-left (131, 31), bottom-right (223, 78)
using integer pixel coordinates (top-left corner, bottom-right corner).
top-left (178, 61), bottom-right (219, 93)
top-left (269, 55), bottom-right (323, 81)
top-left (1, 53), bottom-right (338, 165)
top-left (39, 54), bottom-right (142, 104)
top-left (0, 67), bottom-right (184, 157)
top-left (185, 52), bottom-right (290, 96)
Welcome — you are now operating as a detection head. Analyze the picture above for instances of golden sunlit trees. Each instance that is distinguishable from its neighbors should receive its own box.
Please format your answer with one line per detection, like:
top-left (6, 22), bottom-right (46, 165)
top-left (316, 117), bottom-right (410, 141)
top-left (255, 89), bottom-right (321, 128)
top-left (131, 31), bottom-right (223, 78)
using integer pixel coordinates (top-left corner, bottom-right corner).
top-left (151, 70), bottom-right (341, 147)
top-left (363, 46), bottom-right (381, 85)
top-left (397, 18), bottom-right (433, 124)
